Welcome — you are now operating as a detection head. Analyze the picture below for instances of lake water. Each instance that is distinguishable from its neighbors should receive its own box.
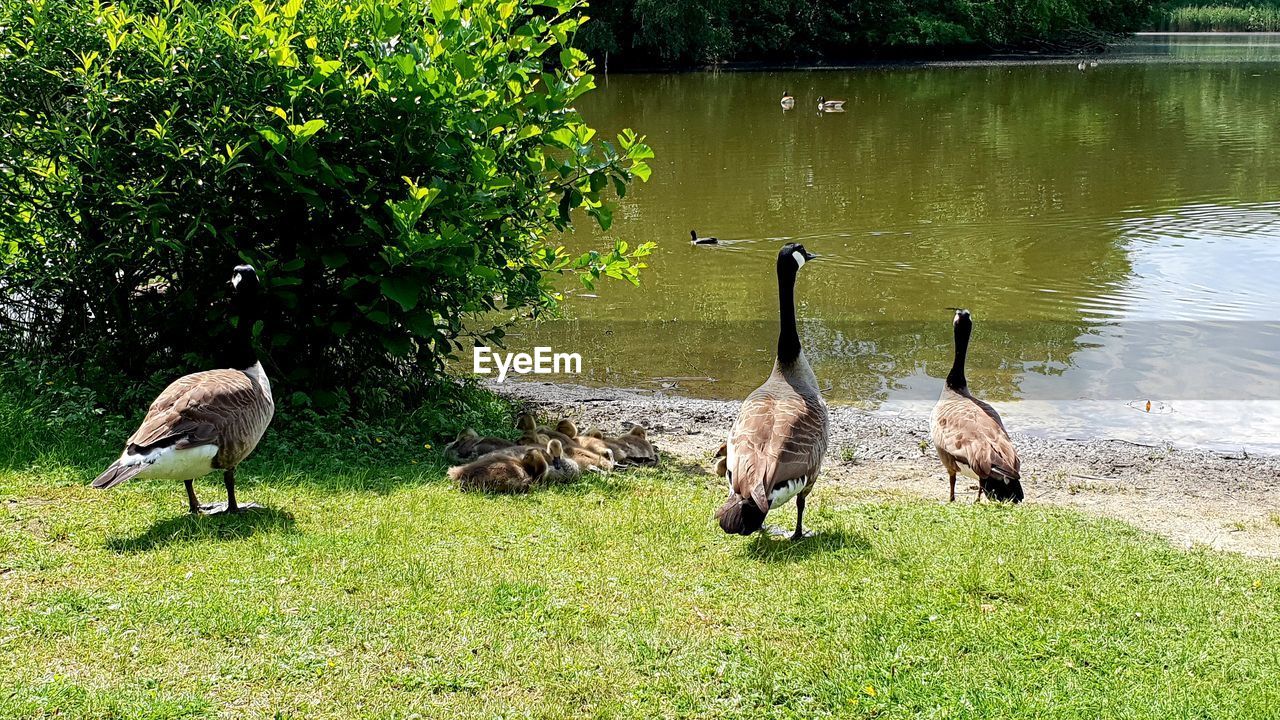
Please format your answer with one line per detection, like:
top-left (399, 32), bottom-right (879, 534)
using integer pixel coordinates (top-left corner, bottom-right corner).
top-left (516, 34), bottom-right (1280, 452)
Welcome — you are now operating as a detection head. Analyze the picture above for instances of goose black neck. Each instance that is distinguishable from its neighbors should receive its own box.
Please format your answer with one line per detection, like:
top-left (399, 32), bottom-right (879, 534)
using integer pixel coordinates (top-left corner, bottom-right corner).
top-left (777, 263), bottom-right (801, 365)
top-left (947, 319), bottom-right (970, 390)
top-left (222, 284), bottom-right (260, 370)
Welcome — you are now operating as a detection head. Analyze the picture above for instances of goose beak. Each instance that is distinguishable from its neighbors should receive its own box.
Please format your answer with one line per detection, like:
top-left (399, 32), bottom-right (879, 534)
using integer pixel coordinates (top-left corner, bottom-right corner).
top-left (803, 250), bottom-right (819, 262)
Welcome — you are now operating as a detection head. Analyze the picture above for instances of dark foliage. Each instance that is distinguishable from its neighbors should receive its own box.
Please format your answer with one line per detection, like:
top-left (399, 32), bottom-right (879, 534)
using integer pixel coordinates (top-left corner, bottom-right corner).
top-left (578, 0), bottom-right (1159, 68)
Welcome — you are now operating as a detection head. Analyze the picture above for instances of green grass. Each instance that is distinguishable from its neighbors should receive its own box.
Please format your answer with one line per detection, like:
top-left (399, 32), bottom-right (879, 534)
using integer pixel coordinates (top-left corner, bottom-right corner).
top-left (2, 371), bottom-right (1279, 718)
top-left (1156, 4), bottom-right (1280, 31)
top-left (3, 448), bottom-right (1280, 718)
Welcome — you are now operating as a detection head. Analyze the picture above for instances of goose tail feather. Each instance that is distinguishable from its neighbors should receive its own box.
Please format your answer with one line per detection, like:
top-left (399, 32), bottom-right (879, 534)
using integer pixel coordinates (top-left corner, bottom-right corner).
top-left (716, 494), bottom-right (766, 536)
top-left (984, 477), bottom-right (1025, 503)
top-left (91, 461), bottom-right (144, 490)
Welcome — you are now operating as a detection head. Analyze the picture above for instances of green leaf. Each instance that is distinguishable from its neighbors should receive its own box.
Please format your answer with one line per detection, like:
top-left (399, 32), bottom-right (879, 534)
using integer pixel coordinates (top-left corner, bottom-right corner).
top-left (548, 128), bottom-right (576, 148)
top-left (289, 119), bottom-right (326, 139)
top-left (430, 0), bottom-right (459, 23)
top-left (380, 277), bottom-right (421, 311)
top-left (381, 335), bottom-right (413, 356)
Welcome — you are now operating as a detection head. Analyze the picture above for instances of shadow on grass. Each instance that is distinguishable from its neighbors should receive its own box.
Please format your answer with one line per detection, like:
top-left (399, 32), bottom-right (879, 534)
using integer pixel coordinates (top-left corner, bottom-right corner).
top-left (745, 526), bottom-right (872, 563)
top-left (538, 469), bottom-right (639, 497)
top-left (451, 470), bottom-right (637, 499)
top-left (105, 505), bottom-right (296, 553)
top-left (660, 457), bottom-right (715, 478)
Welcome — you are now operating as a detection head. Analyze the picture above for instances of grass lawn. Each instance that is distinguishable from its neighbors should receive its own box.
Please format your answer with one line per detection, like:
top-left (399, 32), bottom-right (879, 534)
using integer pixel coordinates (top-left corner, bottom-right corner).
top-left (2, 439), bottom-right (1279, 720)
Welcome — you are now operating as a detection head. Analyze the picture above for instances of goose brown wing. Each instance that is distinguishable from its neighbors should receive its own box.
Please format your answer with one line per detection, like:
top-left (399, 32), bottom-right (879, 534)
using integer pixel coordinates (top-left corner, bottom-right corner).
top-left (728, 379), bottom-right (828, 509)
top-left (126, 369), bottom-right (261, 453)
top-left (931, 391), bottom-right (1020, 481)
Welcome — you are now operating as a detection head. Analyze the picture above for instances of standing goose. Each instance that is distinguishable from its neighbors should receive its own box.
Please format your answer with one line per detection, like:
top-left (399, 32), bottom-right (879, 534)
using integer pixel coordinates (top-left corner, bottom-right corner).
top-left (716, 243), bottom-right (827, 539)
top-left (92, 264), bottom-right (275, 514)
top-left (930, 309), bottom-right (1024, 503)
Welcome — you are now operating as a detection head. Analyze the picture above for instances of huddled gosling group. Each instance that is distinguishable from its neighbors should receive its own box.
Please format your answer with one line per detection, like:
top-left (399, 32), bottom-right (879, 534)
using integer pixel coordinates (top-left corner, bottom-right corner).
top-left (91, 247), bottom-right (1022, 544)
top-left (444, 415), bottom-right (658, 493)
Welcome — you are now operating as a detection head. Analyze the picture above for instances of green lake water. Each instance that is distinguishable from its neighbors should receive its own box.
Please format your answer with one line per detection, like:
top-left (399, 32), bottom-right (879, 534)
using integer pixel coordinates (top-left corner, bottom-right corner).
top-left (512, 34), bottom-right (1280, 452)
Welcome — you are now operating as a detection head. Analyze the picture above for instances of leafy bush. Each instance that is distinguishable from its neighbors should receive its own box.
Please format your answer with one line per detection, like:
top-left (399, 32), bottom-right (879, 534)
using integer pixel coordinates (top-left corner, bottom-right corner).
top-left (0, 0), bottom-right (653, 404)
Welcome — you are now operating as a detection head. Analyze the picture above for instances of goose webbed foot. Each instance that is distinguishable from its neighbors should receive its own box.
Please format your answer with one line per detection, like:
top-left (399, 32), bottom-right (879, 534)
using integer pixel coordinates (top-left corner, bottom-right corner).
top-left (762, 524), bottom-right (812, 541)
top-left (186, 470), bottom-right (260, 515)
top-left (197, 501), bottom-right (262, 516)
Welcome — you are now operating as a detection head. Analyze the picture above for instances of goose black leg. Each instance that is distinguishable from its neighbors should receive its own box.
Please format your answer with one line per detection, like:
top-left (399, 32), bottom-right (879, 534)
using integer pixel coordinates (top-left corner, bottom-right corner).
top-left (224, 469), bottom-right (239, 512)
top-left (791, 494), bottom-right (814, 540)
top-left (197, 468), bottom-right (257, 515)
top-left (949, 472), bottom-right (957, 502)
top-left (185, 479), bottom-right (201, 514)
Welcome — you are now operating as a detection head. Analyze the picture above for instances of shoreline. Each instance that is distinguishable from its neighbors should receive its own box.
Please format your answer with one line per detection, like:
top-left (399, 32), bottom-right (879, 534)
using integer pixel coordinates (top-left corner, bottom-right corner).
top-left (602, 53), bottom-right (1280, 75)
top-left (593, 32), bottom-right (1280, 74)
top-left (494, 380), bottom-right (1280, 558)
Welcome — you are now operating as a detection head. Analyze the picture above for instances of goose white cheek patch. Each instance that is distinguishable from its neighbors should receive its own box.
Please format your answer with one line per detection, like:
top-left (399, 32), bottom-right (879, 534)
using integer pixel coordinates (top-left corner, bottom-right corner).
top-left (792, 251), bottom-right (806, 268)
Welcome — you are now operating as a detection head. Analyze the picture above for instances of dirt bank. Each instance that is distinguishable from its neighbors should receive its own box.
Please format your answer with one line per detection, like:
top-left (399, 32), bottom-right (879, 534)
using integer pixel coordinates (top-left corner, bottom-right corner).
top-left (494, 381), bottom-right (1280, 559)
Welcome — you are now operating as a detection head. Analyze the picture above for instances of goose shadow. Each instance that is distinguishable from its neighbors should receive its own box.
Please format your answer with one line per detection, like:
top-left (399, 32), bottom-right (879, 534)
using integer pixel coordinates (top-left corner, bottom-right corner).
top-left (662, 457), bottom-right (716, 477)
top-left (745, 526), bottom-right (872, 563)
top-left (105, 505), bottom-right (296, 553)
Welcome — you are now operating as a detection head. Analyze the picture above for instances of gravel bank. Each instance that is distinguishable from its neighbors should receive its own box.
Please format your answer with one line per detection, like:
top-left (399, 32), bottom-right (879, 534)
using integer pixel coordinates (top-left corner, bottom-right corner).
top-left (494, 381), bottom-right (1280, 558)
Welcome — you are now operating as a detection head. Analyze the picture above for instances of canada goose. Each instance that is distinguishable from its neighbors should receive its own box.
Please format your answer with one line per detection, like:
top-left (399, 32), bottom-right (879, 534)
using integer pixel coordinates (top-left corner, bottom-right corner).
top-left (514, 413), bottom-right (554, 446)
top-left (690, 230), bottom-right (718, 246)
top-left (716, 243), bottom-right (827, 539)
top-left (516, 412), bottom-right (561, 441)
top-left (577, 427), bottom-right (616, 459)
top-left (91, 265), bottom-right (274, 514)
top-left (780, 91), bottom-right (795, 109)
top-left (816, 97), bottom-right (846, 112)
top-left (516, 414), bottom-right (613, 470)
top-left (554, 419), bottom-right (579, 441)
top-left (582, 425), bottom-right (658, 466)
top-left (445, 429), bottom-right (517, 462)
top-left (448, 447), bottom-right (549, 493)
top-left (567, 443), bottom-right (614, 473)
top-left (543, 439), bottom-right (582, 483)
top-left (930, 309), bottom-right (1024, 503)
top-left (612, 426), bottom-right (658, 465)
